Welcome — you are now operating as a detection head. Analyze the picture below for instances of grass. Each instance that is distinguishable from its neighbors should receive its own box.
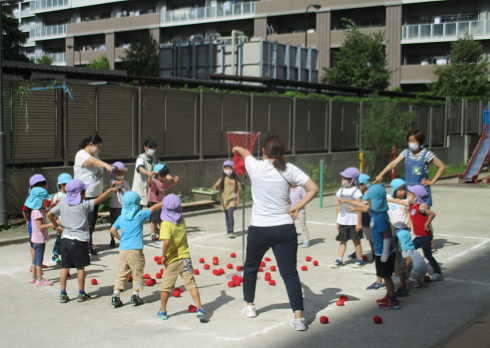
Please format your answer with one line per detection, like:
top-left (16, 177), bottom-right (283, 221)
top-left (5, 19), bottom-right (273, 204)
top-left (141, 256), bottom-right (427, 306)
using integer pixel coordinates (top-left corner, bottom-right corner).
top-left (428, 161), bottom-right (468, 178)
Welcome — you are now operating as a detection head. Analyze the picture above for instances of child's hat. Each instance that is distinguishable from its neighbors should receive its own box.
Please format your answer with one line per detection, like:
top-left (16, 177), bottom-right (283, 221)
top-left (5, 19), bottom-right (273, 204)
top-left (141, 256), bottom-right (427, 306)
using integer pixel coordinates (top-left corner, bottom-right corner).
top-left (28, 174), bottom-right (48, 193)
top-left (110, 161), bottom-right (128, 179)
top-left (395, 229), bottom-right (415, 251)
top-left (154, 163), bottom-right (167, 176)
top-left (363, 184), bottom-right (388, 212)
top-left (340, 167), bottom-right (360, 187)
top-left (223, 160), bottom-right (234, 168)
top-left (57, 173), bottom-right (73, 185)
top-left (121, 191), bottom-right (142, 221)
top-left (161, 194), bottom-right (183, 225)
top-left (358, 174), bottom-right (371, 188)
top-left (407, 185), bottom-right (427, 204)
top-left (390, 178), bottom-right (406, 197)
top-left (24, 187), bottom-right (51, 210)
top-left (65, 179), bottom-right (90, 206)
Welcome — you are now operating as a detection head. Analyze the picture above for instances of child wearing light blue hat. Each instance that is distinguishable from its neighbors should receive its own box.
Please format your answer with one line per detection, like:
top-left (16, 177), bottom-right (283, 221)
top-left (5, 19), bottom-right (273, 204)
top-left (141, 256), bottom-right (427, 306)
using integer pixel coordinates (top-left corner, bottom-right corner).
top-left (50, 173), bottom-right (73, 263)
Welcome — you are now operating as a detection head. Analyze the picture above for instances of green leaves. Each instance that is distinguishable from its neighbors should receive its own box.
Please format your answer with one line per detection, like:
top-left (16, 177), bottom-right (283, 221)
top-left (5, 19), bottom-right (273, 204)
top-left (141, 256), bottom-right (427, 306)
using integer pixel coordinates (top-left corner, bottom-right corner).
top-left (121, 35), bottom-right (159, 77)
top-left (35, 55), bottom-right (53, 65)
top-left (87, 55), bottom-right (110, 70)
top-left (2, 5), bottom-right (29, 62)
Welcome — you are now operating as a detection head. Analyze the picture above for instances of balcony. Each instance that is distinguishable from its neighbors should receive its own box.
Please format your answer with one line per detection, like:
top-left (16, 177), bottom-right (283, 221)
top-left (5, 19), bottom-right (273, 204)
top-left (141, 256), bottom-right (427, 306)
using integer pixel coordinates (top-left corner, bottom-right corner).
top-left (21, 9), bottom-right (33, 17)
top-left (400, 65), bottom-right (436, 84)
top-left (402, 20), bottom-right (490, 43)
top-left (28, 52), bottom-right (66, 65)
top-left (32, 0), bottom-right (70, 13)
top-left (267, 32), bottom-right (318, 47)
top-left (30, 24), bottom-right (67, 39)
top-left (161, 2), bottom-right (255, 26)
top-left (67, 13), bottom-right (159, 35)
top-left (330, 27), bottom-right (386, 47)
top-left (21, 23), bottom-right (38, 32)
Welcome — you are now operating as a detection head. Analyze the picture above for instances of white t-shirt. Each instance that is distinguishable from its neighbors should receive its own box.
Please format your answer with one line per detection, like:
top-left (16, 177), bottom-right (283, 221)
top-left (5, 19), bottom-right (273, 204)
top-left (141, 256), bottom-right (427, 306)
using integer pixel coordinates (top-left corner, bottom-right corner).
top-left (245, 156), bottom-right (310, 227)
top-left (387, 194), bottom-right (409, 225)
top-left (336, 187), bottom-right (363, 225)
top-left (74, 149), bottom-right (104, 198)
top-left (110, 179), bottom-right (131, 208)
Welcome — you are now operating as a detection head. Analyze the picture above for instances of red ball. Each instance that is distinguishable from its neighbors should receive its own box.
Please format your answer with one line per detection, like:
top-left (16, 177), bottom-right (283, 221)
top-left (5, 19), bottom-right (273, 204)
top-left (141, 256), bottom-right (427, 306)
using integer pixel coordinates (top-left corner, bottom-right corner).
top-left (212, 270), bottom-right (218, 275)
top-left (260, 261), bottom-right (266, 267)
top-left (128, 275), bottom-right (133, 282)
top-left (213, 260), bottom-right (219, 265)
top-left (230, 253), bottom-right (236, 258)
top-left (424, 275), bottom-right (431, 283)
top-left (178, 288), bottom-right (184, 293)
top-left (199, 258), bottom-right (205, 263)
top-left (336, 300), bottom-right (345, 306)
top-left (173, 290), bottom-right (180, 297)
top-left (153, 256), bottom-right (159, 261)
top-left (156, 258), bottom-right (162, 265)
top-left (232, 275), bottom-right (238, 281)
top-left (362, 255), bottom-right (368, 262)
top-left (265, 272), bottom-right (271, 277)
top-left (143, 274), bottom-right (151, 279)
top-left (320, 316), bottom-right (329, 324)
top-left (219, 268), bottom-right (225, 274)
top-left (193, 269), bottom-right (200, 275)
top-left (233, 279), bottom-right (241, 286)
top-left (213, 256), bottom-right (218, 261)
top-left (228, 281), bottom-right (236, 288)
top-left (237, 277), bottom-right (243, 282)
top-left (373, 316), bottom-right (382, 324)
top-left (145, 279), bottom-right (153, 286)
top-left (203, 264), bottom-right (210, 270)
top-left (339, 295), bottom-right (348, 301)
top-left (313, 261), bottom-right (319, 266)
top-left (265, 257), bottom-right (271, 262)
top-left (67, 272), bottom-right (70, 278)
top-left (306, 256), bottom-right (312, 262)
top-left (301, 266), bottom-right (308, 271)
top-left (188, 305), bottom-right (197, 313)
top-left (160, 268), bottom-right (164, 273)
top-left (152, 279), bottom-right (156, 285)
top-left (258, 267), bottom-right (264, 272)
top-left (269, 280), bottom-right (276, 286)
top-left (91, 278), bottom-right (97, 285)
top-left (156, 273), bottom-right (162, 279)
top-left (227, 263), bottom-right (233, 269)
top-left (42, 264), bottom-right (48, 269)
top-left (264, 275), bottom-right (271, 281)
top-left (270, 266), bottom-right (276, 271)
top-left (236, 266), bottom-right (242, 271)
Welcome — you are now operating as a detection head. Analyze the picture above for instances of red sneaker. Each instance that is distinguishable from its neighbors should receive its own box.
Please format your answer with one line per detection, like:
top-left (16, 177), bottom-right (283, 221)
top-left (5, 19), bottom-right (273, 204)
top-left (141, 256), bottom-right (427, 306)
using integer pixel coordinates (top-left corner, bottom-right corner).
top-left (376, 295), bottom-right (389, 304)
top-left (378, 298), bottom-right (400, 309)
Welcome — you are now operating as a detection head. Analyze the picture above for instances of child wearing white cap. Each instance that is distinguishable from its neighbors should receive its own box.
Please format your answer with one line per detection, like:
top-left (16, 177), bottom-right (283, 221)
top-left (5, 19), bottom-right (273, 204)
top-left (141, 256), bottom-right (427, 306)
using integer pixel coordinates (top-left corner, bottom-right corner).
top-left (213, 160), bottom-right (241, 237)
top-left (109, 162), bottom-right (131, 248)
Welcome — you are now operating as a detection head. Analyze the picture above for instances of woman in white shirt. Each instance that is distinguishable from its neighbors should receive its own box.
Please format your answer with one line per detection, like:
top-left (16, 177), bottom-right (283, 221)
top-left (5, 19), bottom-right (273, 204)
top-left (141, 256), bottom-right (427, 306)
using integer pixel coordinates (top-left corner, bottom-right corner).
top-left (233, 135), bottom-right (319, 331)
top-left (74, 134), bottom-right (114, 255)
top-left (132, 138), bottom-right (159, 207)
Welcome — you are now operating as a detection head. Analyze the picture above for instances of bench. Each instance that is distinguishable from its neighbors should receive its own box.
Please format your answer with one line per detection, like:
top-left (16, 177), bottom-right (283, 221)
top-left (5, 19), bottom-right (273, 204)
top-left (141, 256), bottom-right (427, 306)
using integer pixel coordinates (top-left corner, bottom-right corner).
top-left (181, 200), bottom-right (216, 212)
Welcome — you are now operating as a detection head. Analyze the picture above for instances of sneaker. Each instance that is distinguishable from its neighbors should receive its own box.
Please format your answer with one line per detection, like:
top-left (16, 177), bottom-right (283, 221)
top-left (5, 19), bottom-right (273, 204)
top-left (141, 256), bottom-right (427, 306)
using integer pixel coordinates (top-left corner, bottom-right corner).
top-left (60, 294), bottom-right (69, 303)
top-left (52, 255), bottom-right (61, 263)
top-left (395, 287), bottom-right (410, 297)
top-left (376, 295), bottom-right (389, 304)
top-left (35, 278), bottom-right (53, 286)
top-left (29, 277), bottom-right (36, 284)
top-left (331, 259), bottom-right (343, 268)
top-left (112, 296), bottom-right (123, 308)
top-left (410, 279), bottom-right (421, 288)
top-left (430, 273), bottom-right (444, 281)
top-left (89, 248), bottom-right (98, 256)
top-left (431, 247), bottom-right (438, 254)
top-left (353, 259), bottom-right (365, 268)
top-left (157, 309), bottom-right (168, 320)
top-left (110, 239), bottom-right (116, 248)
top-left (226, 232), bottom-right (235, 238)
top-left (290, 316), bottom-right (307, 331)
top-left (366, 281), bottom-right (385, 290)
top-left (151, 233), bottom-right (159, 241)
top-left (348, 252), bottom-right (356, 260)
top-left (302, 240), bottom-right (310, 248)
top-left (378, 298), bottom-right (400, 309)
top-left (242, 305), bottom-right (257, 318)
top-left (196, 309), bottom-right (209, 323)
top-left (130, 294), bottom-right (144, 306)
top-left (77, 293), bottom-right (92, 302)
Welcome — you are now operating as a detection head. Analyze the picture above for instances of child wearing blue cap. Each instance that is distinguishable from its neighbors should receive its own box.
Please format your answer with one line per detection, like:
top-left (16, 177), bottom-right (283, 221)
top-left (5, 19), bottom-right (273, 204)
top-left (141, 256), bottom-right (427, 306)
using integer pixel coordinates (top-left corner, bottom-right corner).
top-left (49, 173), bottom-right (73, 263)
top-left (109, 162), bottom-right (131, 248)
top-left (213, 160), bottom-right (241, 237)
top-left (147, 164), bottom-right (179, 240)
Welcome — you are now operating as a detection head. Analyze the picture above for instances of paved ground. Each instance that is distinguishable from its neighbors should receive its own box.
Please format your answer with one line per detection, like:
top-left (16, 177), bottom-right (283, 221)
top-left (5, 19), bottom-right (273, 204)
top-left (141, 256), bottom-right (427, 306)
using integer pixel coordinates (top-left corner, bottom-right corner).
top-left (1, 177), bottom-right (490, 348)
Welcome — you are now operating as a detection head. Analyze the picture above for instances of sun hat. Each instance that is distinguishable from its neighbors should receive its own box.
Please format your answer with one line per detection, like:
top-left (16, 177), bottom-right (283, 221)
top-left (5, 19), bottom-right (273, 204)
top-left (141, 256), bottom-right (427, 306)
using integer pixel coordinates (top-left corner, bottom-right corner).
top-left (110, 161), bottom-right (128, 179)
top-left (223, 160), bottom-right (234, 168)
top-left (28, 174), bottom-right (48, 193)
top-left (358, 174), bottom-right (371, 188)
top-left (24, 187), bottom-right (51, 210)
top-left (390, 178), bottom-right (407, 197)
top-left (407, 185), bottom-right (427, 204)
top-left (396, 229), bottom-right (415, 251)
top-left (153, 163), bottom-right (168, 178)
top-left (340, 167), bottom-right (360, 187)
top-left (161, 194), bottom-right (183, 225)
top-left (121, 191), bottom-right (142, 221)
top-left (65, 179), bottom-right (90, 206)
top-left (57, 173), bottom-right (73, 190)
top-left (363, 184), bottom-right (388, 212)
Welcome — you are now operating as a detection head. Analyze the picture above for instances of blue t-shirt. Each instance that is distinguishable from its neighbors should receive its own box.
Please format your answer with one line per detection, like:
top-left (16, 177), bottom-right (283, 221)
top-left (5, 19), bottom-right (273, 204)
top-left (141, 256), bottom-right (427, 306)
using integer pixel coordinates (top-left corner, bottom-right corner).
top-left (113, 210), bottom-right (151, 250)
top-left (370, 209), bottom-right (395, 255)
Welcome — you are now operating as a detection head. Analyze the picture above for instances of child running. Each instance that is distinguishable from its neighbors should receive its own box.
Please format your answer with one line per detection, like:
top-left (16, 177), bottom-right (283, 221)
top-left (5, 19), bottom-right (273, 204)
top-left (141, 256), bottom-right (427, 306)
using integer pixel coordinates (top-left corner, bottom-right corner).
top-left (157, 195), bottom-right (208, 323)
top-left (110, 191), bottom-right (162, 308)
top-left (47, 180), bottom-right (117, 303)
top-left (290, 184), bottom-right (309, 248)
top-left (212, 160), bottom-right (240, 237)
top-left (147, 163), bottom-right (179, 241)
top-left (25, 187), bottom-right (55, 286)
top-left (407, 185), bottom-right (443, 281)
top-left (109, 162), bottom-right (131, 248)
top-left (49, 173), bottom-right (72, 263)
top-left (332, 167), bottom-right (364, 268)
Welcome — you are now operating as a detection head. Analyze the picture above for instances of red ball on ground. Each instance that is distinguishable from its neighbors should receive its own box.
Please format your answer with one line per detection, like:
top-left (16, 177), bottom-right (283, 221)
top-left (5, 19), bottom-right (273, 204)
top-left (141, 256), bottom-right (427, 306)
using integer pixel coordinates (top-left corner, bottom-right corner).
top-left (362, 255), bottom-right (368, 262)
top-left (178, 288), bottom-right (184, 293)
top-left (153, 256), bottom-right (159, 261)
top-left (265, 272), bottom-right (271, 277)
top-left (339, 295), bottom-right (348, 301)
top-left (306, 256), bottom-right (312, 262)
top-left (320, 316), bottom-right (329, 324)
top-left (152, 279), bottom-right (156, 285)
top-left (269, 280), bottom-right (276, 286)
top-left (193, 269), bottom-right (200, 275)
top-left (313, 261), bottom-right (319, 266)
top-left (301, 266), bottom-right (308, 271)
top-left (67, 272), bottom-right (70, 277)
top-left (203, 264), bottom-right (210, 270)
top-left (227, 263), bottom-right (233, 269)
top-left (212, 270), bottom-right (218, 275)
top-left (213, 256), bottom-right (218, 261)
top-left (336, 300), bottom-right (345, 306)
top-left (230, 253), bottom-right (236, 258)
top-left (236, 266), bottom-right (242, 271)
top-left (188, 304), bottom-right (197, 312)
top-left (270, 266), bottom-right (276, 271)
top-left (156, 258), bottom-right (162, 265)
top-left (199, 258), bottom-right (205, 263)
top-left (91, 278), bottom-right (97, 285)
top-left (264, 275), bottom-right (271, 281)
top-left (128, 275), bottom-right (133, 282)
top-left (143, 274), bottom-right (151, 279)
top-left (173, 290), bottom-right (180, 297)
top-left (160, 268), bottom-right (164, 273)
top-left (219, 268), bottom-right (225, 274)
top-left (237, 277), bottom-right (243, 282)
top-left (232, 275), bottom-right (238, 281)
top-left (156, 273), bottom-right (162, 279)
top-left (258, 267), bottom-right (264, 272)
top-left (213, 260), bottom-right (219, 265)
top-left (228, 281), bottom-right (236, 288)
top-left (42, 265), bottom-right (48, 269)
top-left (265, 257), bottom-right (271, 262)
top-left (145, 279), bottom-right (153, 286)
top-left (373, 316), bottom-right (382, 324)
top-left (260, 261), bottom-right (266, 267)
top-left (233, 279), bottom-right (241, 286)
top-left (424, 275), bottom-right (431, 283)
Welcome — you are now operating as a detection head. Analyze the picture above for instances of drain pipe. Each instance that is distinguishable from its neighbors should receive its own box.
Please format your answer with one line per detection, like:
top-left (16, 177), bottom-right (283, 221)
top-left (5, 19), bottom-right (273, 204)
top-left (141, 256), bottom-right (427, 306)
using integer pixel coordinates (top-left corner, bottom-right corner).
top-left (231, 30), bottom-right (244, 76)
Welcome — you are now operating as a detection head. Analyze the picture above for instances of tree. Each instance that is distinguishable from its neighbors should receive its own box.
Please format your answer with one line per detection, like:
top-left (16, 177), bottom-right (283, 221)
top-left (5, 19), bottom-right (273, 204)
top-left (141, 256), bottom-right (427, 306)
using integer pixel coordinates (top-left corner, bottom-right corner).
top-left (3, 5), bottom-right (29, 62)
top-left (322, 19), bottom-right (390, 90)
top-left (35, 55), bottom-right (53, 65)
top-left (87, 55), bottom-right (110, 69)
top-left (121, 35), bottom-right (159, 77)
top-left (428, 35), bottom-right (490, 98)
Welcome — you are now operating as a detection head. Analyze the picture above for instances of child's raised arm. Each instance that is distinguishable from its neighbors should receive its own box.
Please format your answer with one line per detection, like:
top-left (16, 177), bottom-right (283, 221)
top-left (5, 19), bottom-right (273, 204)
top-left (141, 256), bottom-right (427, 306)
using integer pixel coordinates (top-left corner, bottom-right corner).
top-left (338, 198), bottom-right (365, 208)
top-left (93, 187), bottom-right (119, 206)
top-left (166, 176), bottom-right (179, 189)
top-left (387, 197), bottom-right (409, 206)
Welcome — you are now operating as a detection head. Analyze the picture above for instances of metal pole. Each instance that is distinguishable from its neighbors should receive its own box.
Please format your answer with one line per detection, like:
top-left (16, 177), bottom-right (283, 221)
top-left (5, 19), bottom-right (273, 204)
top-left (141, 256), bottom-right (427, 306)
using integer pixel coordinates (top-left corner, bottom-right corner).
top-left (0, 3), bottom-right (7, 227)
top-left (305, 8), bottom-right (308, 48)
top-left (319, 160), bottom-right (324, 208)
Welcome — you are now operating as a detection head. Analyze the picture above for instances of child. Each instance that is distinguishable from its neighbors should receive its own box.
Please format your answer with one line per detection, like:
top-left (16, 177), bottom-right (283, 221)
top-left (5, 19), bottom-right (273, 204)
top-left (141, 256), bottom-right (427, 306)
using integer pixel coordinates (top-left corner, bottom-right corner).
top-left (109, 162), bottom-right (131, 248)
top-left (393, 223), bottom-right (427, 288)
top-left (147, 163), bottom-right (179, 241)
top-left (212, 160), bottom-right (241, 238)
top-left (110, 191), bottom-right (162, 307)
top-left (407, 185), bottom-right (443, 281)
top-left (332, 167), bottom-right (364, 268)
top-left (290, 184), bottom-right (309, 247)
top-left (49, 173), bottom-right (73, 263)
top-left (47, 180), bottom-right (117, 303)
top-left (157, 195), bottom-right (208, 323)
top-left (25, 187), bottom-right (55, 286)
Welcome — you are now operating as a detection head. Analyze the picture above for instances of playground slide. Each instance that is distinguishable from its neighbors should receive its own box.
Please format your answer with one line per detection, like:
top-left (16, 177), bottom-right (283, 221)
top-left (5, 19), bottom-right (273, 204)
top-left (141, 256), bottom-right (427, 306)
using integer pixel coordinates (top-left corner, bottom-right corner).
top-left (458, 126), bottom-right (490, 183)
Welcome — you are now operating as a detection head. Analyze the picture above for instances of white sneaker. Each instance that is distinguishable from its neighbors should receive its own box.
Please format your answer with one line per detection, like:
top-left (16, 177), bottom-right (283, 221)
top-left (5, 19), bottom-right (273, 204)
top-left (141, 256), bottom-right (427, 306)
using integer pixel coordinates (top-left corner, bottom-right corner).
top-left (430, 273), bottom-right (444, 281)
top-left (290, 316), bottom-right (307, 331)
top-left (302, 240), bottom-right (309, 248)
top-left (242, 305), bottom-right (257, 318)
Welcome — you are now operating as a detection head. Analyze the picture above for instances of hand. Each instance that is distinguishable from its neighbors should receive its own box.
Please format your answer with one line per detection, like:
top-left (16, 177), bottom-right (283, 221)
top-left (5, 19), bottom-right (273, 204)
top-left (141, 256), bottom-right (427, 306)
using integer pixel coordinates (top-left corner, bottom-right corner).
top-left (172, 176), bottom-right (179, 183)
top-left (150, 171), bottom-right (157, 177)
top-left (161, 256), bottom-right (168, 265)
top-left (421, 178), bottom-right (433, 186)
top-left (110, 187), bottom-right (119, 193)
top-left (348, 206), bottom-right (357, 212)
top-left (106, 164), bottom-right (116, 172)
top-left (381, 254), bottom-right (388, 262)
top-left (355, 223), bottom-right (362, 233)
top-left (113, 180), bottom-right (123, 186)
top-left (232, 146), bottom-right (243, 154)
top-left (212, 185), bottom-right (218, 191)
top-left (373, 174), bottom-right (383, 184)
top-left (56, 226), bottom-right (64, 236)
top-left (424, 222), bottom-right (431, 232)
top-left (287, 207), bottom-right (299, 220)
top-left (337, 198), bottom-right (345, 204)
top-left (55, 197), bottom-right (61, 204)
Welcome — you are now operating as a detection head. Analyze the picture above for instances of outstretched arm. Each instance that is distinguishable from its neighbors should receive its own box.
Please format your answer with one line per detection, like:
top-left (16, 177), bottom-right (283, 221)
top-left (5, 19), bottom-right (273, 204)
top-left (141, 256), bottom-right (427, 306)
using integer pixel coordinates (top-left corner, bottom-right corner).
top-left (232, 146), bottom-right (252, 160)
top-left (93, 187), bottom-right (118, 206)
top-left (373, 154), bottom-right (405, 184)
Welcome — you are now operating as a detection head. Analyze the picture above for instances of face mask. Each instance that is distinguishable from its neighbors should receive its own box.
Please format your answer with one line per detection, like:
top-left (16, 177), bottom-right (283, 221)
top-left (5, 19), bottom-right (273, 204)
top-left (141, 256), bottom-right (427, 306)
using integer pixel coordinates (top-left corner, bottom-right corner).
top-left (115, 175), bottom-right (124, 180)
top-left (224, 169), bottom-right (234, 176)
top-left (146, 148), bottom-right (156, 156)
top-left (408, 143), bottom-right (419, 151)
top-left (342, 179), bottom-right (352, 188)
top-left (408, 196), bottom-right (417, 205)
top-left (91, 145), bottom-right (101, 155)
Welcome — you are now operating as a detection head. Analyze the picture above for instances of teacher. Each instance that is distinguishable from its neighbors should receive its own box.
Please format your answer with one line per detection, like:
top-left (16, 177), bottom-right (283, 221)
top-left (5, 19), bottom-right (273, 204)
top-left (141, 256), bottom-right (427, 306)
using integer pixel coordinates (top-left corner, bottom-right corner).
top-left (233, 135), bottom-right (319, 331)
top-left (132, 138), bottom-right (160, 207)
top-left (74, 134), bottom-right (114, 256)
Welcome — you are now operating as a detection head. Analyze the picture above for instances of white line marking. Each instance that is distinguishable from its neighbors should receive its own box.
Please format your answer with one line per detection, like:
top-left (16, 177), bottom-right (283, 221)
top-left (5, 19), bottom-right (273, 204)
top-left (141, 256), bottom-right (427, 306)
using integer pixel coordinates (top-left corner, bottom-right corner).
top-left (445, 278), bottom-right (490, 286)
top-left (193, 244), bottom-right (232, 251)
top-left (307, 221), bottom-right (336, 226)
top-left (448, 239), bottom-right (490, 260)
top-left (437, 234), bottom-right (488, 240)
top-left (214, 323), bottom-right (284, 341)
top-left (189, 233), bottom-right (227, 242)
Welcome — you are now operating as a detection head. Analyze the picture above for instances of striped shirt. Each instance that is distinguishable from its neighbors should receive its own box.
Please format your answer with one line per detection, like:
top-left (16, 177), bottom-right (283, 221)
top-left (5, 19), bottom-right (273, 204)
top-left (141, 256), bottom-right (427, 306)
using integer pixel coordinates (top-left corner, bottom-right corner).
top-left (400, 148), bottom-right (435, 174)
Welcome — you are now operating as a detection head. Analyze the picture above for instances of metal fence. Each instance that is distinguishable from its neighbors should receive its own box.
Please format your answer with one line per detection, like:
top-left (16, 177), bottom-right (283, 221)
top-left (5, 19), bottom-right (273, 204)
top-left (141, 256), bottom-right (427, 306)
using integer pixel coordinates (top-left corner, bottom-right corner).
top-left (2, 81), bottom-right (486, 165)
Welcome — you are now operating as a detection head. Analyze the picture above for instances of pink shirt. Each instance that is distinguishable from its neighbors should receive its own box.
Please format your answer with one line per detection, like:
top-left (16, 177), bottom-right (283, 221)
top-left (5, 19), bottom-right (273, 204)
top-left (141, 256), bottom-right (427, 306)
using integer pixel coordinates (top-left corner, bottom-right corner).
top-left (147, 178), bottom-right (170, 203)
top-left (31, 209), bottom-right (49, 244)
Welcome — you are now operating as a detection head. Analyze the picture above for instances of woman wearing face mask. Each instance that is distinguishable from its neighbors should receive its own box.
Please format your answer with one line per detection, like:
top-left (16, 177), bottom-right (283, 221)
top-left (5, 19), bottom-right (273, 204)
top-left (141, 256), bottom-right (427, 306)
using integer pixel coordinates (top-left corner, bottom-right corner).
top-left (132, 139), bottom-right (160, 207)
top-left (74, 134), bottom-right (115, 255)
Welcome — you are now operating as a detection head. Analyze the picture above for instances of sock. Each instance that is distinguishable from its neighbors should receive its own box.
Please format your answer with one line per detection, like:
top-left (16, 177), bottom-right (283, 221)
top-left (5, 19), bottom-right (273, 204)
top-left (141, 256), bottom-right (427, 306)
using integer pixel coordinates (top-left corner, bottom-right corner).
top-left (388, 295), bottom-right (397, 301)
top-left (337, 257), bottom-right (342, 261)
top-left (114, 290), bottom-right (120, 297)
top-left (357, 258), bottom-right (362, 261)
top-left (133, 291), bottom-right (139, 295)
top-left (79, 289), bottom-right (85, 295)
top-left (61, 290), bottom-right (67, 295)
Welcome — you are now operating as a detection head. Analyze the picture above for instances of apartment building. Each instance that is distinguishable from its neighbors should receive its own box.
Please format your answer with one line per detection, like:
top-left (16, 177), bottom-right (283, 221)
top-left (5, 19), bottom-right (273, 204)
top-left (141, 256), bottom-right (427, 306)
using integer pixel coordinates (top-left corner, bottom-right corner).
top-left (8, 0), bottom-right (490, 91)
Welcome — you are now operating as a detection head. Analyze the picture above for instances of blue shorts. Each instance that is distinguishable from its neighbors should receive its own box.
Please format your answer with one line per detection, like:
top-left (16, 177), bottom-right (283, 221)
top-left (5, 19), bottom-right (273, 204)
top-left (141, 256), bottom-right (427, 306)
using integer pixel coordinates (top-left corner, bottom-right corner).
top-left (32, 243), bottom-right (46, 267)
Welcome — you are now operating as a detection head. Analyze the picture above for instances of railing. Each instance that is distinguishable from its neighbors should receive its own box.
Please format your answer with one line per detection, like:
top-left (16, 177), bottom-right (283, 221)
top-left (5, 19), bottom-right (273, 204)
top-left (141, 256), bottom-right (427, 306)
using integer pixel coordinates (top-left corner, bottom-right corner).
top-left (161, 2), bottom-right (255, 24)
top-left (32, 0), bottom-right (69, 12)
top-left (28, 52), bottom-right (66, 64)
top-left (21, 9), bottom-right (33, 17)
top-left (402, 20), bottom-right (490, 40)
top-left (30, 24), bottom-right (67, 39)
top-left (21, 23), bottom-right (38, 32)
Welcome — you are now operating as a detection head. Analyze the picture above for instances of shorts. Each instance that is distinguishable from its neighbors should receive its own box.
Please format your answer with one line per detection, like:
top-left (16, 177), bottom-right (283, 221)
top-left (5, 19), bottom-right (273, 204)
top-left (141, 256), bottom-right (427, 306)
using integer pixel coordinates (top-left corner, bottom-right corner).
top-left (160, 258), bottom-right (197, 292)
top-left (362, 226), bottom-right (373, 242)
top-left (60, 238), bottom-right (91, 269)
top-left (394, 242), bottom-right (408, 277)
top-left (110, 207), bottom-right (122, 226)
top-left (336, 225), bottom-right (363, 242)
top-left (114, 249), bottom-right (146, 292)
top-left (148, 202), bottom-right (162, 225)
top-left (375, 252), bottom-right (396, 278)
top-left (32, 243), bottom-right (46, 267)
